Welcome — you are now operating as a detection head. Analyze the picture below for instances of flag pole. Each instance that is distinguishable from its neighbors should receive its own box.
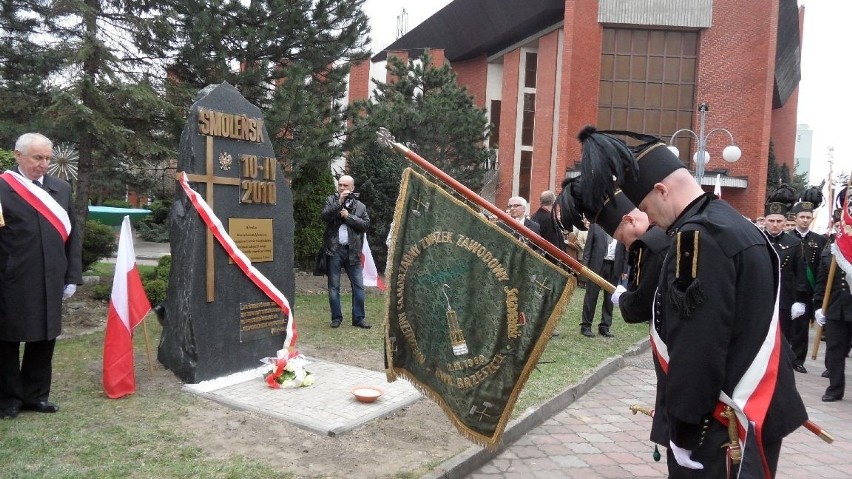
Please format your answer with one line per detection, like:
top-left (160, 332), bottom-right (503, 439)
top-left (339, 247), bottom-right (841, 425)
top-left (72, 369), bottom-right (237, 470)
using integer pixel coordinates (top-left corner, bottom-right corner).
top-left (141, 314), bottom-right (156, 377)
top-left (811, 258), bottom-right (835, 360)
top-left (377, 128), bottom-right (615, 293)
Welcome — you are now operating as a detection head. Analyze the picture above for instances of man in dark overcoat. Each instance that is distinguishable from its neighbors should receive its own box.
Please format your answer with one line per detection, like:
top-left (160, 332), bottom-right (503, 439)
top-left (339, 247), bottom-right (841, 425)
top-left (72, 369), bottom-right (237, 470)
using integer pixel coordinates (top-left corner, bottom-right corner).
top-left (577, 128), bottom-right (807, 478)
top-left (0, 133), bottom-right (82, 419)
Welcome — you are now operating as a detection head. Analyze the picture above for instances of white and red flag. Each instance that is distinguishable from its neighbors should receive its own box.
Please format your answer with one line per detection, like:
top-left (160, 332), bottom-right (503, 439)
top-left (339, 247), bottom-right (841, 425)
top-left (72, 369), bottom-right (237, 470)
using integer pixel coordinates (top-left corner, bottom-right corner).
top-left (103, 216), bottom-right (151, 399)
top-left (361, 236), bottom-right (386, 290)
top-left (714, 174), bottom-right (722, 199)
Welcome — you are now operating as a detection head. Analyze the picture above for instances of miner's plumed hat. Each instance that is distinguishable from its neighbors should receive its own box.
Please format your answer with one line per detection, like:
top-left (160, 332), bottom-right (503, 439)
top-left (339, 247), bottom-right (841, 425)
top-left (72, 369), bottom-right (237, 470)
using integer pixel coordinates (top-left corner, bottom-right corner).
top-left (592, 190), bottom-right (637, 236)
top-left (790, 184), bottom-right (824, 215)
top-left (575, 126), bottom-right (684, 208)
top-left (556, 175), bottom-right (635, 237)
top-left (764, 183), bottom-right (797, 217)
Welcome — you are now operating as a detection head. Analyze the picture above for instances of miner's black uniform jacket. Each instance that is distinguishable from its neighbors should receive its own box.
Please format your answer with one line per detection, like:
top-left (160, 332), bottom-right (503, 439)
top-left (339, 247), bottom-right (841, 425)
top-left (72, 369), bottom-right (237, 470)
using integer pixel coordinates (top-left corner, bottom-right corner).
top-left (649, 194), bottom-right (807, 466)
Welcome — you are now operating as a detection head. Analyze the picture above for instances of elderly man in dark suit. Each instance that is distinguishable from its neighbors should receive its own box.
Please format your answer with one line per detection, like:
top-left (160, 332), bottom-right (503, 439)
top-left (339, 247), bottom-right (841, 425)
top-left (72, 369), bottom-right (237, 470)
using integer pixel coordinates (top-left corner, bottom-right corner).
top-left (0, 132), bottom-right (82, 419)
top-left (500, 196), bottom-right (540, 241)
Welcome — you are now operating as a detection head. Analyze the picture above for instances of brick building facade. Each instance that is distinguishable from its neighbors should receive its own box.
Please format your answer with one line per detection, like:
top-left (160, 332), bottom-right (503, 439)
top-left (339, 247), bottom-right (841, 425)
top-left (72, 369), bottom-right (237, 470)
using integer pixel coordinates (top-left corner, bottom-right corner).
top-left (350, 0), bottom-right (803, 219)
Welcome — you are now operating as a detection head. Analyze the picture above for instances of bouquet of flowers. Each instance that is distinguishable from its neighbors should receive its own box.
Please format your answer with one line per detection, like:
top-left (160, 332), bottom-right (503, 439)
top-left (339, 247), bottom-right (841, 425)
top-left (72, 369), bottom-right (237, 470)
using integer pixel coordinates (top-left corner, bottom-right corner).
top-left (262, 354), bottom-right (314, 389)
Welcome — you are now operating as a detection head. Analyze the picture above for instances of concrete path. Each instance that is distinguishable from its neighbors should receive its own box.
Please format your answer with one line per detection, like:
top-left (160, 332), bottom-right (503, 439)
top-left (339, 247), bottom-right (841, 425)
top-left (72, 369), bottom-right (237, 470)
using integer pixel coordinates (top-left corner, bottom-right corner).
top-left (442, 331), bottom-right (850, 479)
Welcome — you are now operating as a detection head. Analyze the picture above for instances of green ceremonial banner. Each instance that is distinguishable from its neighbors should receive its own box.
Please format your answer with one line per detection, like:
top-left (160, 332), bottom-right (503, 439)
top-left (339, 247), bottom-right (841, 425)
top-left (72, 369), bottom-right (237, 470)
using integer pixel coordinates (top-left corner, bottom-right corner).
top-left (384, 168), bottom-right (575, 447)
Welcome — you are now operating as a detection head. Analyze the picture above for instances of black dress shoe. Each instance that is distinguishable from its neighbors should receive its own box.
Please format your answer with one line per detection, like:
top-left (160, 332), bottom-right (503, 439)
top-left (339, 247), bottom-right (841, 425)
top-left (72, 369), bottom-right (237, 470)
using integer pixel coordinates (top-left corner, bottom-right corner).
top-left (353, 321), bottom-right (372, 329)
top-left (821, 394), bottom-right (843, 402)
top-left (822, 369), bottom-right (830, 378)
top-left (22, 401), bottom-right (59, 413)
top-left (599, 329), bottom-right (614, 338)
top-left (580, 327), bottom-right (595, 338)
top-left (793, 364), bottom-right (807, 374)
top-left (0, 404), bottom-right (20, 419)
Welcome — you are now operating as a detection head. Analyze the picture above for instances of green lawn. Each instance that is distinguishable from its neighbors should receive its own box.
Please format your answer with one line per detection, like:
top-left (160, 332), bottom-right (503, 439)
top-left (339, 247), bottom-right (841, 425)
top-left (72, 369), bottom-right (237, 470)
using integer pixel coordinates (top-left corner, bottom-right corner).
top-left (0, 280), bottom-right (648, 478)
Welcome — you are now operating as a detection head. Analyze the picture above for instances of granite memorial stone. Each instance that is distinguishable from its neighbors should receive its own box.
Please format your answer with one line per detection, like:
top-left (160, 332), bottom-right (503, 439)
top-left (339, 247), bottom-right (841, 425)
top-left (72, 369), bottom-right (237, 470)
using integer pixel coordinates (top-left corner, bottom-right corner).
top-left (159, 82), bottom-right (295, 383)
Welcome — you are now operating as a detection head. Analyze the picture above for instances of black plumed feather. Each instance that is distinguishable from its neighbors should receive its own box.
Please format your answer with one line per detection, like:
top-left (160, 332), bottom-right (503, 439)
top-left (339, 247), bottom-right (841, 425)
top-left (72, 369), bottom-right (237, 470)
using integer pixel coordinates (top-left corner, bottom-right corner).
top-left (576, 127), bottom-right (639, 214)
top-left (765, 183), bottom-right (797, 208)
top-left (556, 176), bottom-right (589, 231)
top-left (798, 184), bottom-right (824, 209)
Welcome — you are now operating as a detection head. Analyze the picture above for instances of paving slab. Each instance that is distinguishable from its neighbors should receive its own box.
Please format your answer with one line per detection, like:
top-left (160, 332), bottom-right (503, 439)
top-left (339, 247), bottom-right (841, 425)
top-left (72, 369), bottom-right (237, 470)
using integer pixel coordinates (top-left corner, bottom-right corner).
top-left (183, 358), bottom-right (421, 436)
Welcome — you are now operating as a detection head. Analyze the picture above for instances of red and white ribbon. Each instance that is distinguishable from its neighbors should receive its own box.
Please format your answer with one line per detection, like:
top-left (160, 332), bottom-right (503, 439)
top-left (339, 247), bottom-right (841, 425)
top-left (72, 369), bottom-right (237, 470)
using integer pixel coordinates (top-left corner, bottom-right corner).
top-left (177, 172), bottom-right (297, 355)
top-left (0, 170), bottom-right (71, 242)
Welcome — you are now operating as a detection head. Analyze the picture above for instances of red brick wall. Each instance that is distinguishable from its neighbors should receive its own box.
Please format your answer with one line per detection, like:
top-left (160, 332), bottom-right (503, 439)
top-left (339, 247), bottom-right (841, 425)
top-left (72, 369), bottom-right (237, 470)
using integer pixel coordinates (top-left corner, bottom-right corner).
top-left (558, 0), bottom-right (603, 172)
top-left (496, 49), bottom-right (521, 210)
top-left (386, 50), bottom-right (409, 85)
top-left (453, 55), bottom-right (488, 109)
top-left (430, 48), bottom-right (446, 67)
top-left (348, 60), bottom-right (371, 105)
top-left (695, 0), bottom-right (779, 219)
top-left (530, 29), bottom-right (560, 205)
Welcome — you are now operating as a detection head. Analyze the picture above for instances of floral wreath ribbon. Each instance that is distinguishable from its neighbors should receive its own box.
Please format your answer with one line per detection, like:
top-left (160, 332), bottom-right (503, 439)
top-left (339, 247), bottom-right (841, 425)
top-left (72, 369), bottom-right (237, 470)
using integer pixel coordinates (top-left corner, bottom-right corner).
top-left (177, 171), bottom-right (297, 359)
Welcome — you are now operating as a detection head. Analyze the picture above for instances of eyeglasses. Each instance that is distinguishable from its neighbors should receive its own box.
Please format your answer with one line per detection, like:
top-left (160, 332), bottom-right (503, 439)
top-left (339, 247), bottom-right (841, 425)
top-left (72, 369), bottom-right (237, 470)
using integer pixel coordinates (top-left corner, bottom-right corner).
top-left (508, 204), bottom-right (523, 208)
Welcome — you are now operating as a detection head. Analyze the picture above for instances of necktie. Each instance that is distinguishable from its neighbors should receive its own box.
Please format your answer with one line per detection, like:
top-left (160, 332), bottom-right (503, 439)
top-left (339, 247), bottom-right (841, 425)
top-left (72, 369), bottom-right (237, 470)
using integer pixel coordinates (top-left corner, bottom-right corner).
top-left (33, 180), bottom-right (42, 189)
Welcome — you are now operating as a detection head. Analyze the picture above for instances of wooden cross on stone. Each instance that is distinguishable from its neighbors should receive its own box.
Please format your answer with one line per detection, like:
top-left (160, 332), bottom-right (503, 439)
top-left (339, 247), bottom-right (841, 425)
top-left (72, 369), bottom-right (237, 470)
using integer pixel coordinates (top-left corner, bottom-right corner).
top-left (177, 135), bottom-right (241, 302)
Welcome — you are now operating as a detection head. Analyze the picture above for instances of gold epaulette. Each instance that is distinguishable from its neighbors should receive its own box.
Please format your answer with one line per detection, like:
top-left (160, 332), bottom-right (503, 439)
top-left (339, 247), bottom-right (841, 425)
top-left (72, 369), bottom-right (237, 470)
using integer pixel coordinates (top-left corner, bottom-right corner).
top-left (670, 230), bottom-right (706, 318)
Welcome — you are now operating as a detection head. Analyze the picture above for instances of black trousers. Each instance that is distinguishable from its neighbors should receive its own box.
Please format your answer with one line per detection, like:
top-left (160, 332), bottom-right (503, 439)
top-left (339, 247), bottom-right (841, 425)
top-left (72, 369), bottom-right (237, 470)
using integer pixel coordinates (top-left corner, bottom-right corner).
top-left (581, 260), bottom-right (615, 331)
top-left (824, 319), bottom-right (852, 398)
top-left (0, 339), bottom-right (56, 408)
top-left (779, 309), bottom-right (809, 366)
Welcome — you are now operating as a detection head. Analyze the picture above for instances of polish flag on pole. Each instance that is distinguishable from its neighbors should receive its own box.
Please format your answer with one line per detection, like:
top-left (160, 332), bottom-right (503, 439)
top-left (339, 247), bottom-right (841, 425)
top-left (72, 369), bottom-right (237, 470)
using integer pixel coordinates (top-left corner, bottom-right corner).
top-left (361, 236), bottom-right (386, 290)
top-left (714, 174), bottom-right (722, 199)
top-left (103, 216), bottom-right (152, 399)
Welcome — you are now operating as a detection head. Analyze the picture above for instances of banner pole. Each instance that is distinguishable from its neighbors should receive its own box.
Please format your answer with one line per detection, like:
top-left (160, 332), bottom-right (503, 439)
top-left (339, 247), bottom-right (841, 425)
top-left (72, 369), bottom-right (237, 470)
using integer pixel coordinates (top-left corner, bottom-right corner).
top-left (377, 128), bottom-right (615, 293)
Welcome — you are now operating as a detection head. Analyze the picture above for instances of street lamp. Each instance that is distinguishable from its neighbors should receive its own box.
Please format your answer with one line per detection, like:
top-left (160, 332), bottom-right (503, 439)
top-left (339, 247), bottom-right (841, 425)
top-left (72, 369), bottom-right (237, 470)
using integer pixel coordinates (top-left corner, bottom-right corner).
top-left (667, 102), bottom-right (742, 185)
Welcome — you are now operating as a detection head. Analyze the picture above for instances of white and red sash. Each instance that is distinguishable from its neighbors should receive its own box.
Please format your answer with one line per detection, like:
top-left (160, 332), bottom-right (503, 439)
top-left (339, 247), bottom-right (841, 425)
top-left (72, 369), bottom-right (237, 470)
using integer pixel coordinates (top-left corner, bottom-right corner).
top-left (649, 277), bottom-right (782, 479)
top-left (177, 172), bottom-right (298, 356)
top-left (0, 170), bottom-right (71, 242)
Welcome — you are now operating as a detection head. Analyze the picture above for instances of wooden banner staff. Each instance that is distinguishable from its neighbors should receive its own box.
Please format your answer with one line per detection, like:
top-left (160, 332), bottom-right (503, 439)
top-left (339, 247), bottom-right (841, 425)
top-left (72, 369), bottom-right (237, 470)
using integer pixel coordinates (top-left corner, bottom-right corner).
top-left (811, 257), bottom-right (836, 360)
top-left (376, 128), bottom-right (615, 294)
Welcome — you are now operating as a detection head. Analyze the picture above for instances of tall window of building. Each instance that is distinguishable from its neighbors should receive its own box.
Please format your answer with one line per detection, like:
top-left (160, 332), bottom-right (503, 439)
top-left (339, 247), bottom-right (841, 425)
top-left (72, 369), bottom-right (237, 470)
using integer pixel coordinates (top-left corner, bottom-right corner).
top-left (598, 28), bottom-right (698, 166)
top-left (489, 100), bottom-right (501, 148)
top-left (518, 51), bottom-right (538, 200)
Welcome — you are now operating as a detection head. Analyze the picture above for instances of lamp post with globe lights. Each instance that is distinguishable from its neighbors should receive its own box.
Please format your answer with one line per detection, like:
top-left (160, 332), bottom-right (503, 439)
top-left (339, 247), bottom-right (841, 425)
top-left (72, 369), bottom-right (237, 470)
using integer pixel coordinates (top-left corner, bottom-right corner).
top-left (667, 102), bottom-right (742, 185)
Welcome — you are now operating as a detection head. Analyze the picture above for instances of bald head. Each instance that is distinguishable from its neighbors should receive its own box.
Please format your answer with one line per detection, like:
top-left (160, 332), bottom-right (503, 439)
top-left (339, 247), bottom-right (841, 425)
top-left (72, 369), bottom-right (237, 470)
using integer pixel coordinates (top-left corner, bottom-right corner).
top-left (637, 168), bottom-right (703, 230)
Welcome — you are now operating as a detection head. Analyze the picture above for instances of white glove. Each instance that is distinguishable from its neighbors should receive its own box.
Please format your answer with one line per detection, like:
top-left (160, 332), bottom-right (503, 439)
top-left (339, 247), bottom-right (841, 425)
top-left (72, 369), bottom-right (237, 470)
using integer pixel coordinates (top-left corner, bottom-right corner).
top-left (610, 284), bottom-right (627, 305)
top-left (815, 308), bottom-right (826, 327)
top-left (63, 284), bottom-right (77, 300)
top-left (791, 302), bottom-right (806, 320)
top-left (669, 440), bottom-right (704, 470)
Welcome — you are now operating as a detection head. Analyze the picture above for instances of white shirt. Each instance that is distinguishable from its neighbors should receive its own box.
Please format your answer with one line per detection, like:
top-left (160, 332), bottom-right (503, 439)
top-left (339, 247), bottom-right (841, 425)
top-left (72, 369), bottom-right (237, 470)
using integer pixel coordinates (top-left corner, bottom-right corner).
top-left (604, 235), bottom-right (617, 261)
